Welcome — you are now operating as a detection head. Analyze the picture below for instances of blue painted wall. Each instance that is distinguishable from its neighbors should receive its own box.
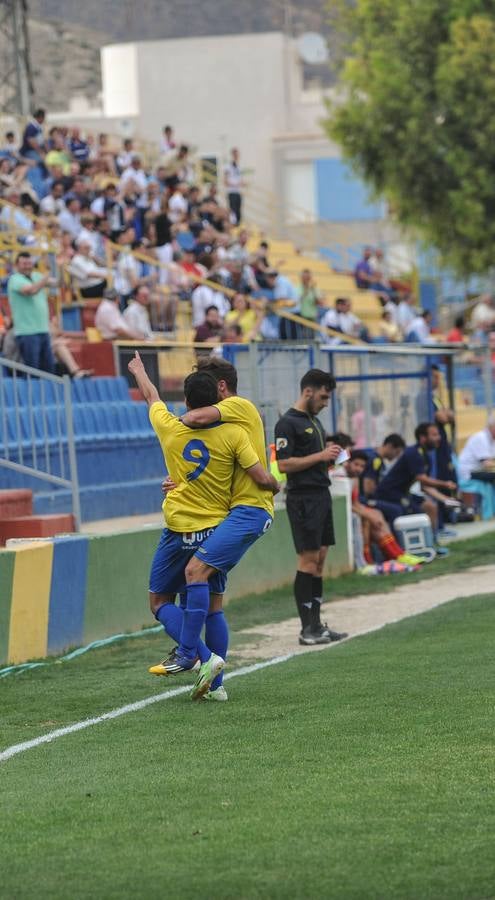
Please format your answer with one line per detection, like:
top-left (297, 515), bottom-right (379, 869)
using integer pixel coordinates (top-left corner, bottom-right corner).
top-left (315, 159), bottom-right (384, 222)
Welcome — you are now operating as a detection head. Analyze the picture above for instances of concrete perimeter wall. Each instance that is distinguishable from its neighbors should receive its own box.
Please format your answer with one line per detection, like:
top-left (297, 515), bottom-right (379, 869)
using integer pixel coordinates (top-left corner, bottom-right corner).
top-left (0, 498), bottom-right (350, 666)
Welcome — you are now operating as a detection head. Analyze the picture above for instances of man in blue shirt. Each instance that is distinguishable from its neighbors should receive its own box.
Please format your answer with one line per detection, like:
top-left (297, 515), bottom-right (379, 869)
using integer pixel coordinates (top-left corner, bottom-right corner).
top-left (375, 423), bottom-right (457, 533)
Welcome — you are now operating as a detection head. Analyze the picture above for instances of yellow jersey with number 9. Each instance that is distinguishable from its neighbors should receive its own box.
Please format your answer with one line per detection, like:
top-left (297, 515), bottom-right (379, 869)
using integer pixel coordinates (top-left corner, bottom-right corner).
top-left (214, 395), bottom-right (274, 516)
top-left (149, 401), bottom-right (259, 532)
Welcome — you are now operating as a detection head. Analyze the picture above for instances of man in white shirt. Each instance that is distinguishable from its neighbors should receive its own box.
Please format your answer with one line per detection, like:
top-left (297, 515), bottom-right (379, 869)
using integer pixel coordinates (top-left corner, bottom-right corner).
top-left (191, 277), bottom-right (230, 327)
top-left (458, 414), bottom-right (495, 519)
top-left (405, 310), bottom-right (434, 344)
top-left (123, 286), bottom-right (154, 340)
top-left (224, 147), bottom-right (243, 224)
top-left (40, 180), bottom-right (66, 216)
top-left (58, 196), bottom-right (82, 240)
top-left (321, 298), bottom-right (365, 341)
top-left (396, 293), bottom-right (417, 336)
top-left (119, 156), bottom-right (148, 209)
top-left (116, 139), bottom-right (135, 174)
top-left (69, 240), bottom-right (108, 298)
top-left (95, 289), bottom-right (144, 340)
top-left (168, 182), bottom-right (189, 223)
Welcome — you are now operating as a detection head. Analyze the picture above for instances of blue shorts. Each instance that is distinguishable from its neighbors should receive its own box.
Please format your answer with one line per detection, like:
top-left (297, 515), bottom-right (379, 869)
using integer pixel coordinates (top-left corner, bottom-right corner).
top-left (149, 527), bottom-right (227, 595)
top-left (194, 505), bottom-right (272, 575)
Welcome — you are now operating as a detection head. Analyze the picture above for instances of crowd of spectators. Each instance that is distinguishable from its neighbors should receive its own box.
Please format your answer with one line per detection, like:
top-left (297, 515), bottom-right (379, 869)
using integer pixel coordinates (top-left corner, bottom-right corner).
top-left (0, 113), bottom-right (494, 361)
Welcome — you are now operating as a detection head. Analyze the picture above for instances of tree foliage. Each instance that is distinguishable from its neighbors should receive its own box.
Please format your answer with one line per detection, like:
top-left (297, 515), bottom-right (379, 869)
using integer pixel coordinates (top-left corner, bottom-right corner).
top-left (325, 1), bottom-right (495, 275)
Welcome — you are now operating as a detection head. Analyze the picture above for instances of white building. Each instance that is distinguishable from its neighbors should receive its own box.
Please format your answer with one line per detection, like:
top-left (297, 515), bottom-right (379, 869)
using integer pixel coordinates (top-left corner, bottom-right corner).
top-left (52, 31), bottom-right (386, 245)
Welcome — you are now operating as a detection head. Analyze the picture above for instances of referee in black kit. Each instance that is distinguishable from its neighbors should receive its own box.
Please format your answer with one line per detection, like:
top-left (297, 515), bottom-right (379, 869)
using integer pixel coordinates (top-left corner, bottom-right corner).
top-left (274, 369), bottom-right (348, 646)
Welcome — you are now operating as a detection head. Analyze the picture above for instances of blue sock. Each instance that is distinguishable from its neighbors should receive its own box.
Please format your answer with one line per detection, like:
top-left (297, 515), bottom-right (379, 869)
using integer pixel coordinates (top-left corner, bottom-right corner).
top-left (205, 610), bottom-right (228, 690)
top-left (155, 603), bottom-right (210, 663)
top-left (179, 583), bottom-right (211, 660)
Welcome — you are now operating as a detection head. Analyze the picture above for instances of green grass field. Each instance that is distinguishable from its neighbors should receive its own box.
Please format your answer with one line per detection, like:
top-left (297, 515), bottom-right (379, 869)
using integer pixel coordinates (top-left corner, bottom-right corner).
top-left (1, 570), bottom-right (495, 898)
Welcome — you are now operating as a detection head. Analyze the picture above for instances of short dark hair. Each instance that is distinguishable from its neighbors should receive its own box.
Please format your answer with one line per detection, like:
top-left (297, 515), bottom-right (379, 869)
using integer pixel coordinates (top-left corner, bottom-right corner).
top-left (415, 422), bottom-right (434, 442)
top-left (205, 305), bottom-right (219, 315)
top-left (300, 369), bottom-right (336, 392)
top-left (16, 251), bottom-right (31, 263)
top-left (383, 433), bottom-right (405, 449)
top-left (195, 356), bottom-right (238, 392)
top-left (33, 108), bottom-right (45, 119)
top-left (183, 371), bottom-right (219, 409)
top-left (6, 131), bottom-right (14, 139)
top-left (350, 449), bottom-right (369, 463)
top-left (328, 431), bottom-right (354, 449)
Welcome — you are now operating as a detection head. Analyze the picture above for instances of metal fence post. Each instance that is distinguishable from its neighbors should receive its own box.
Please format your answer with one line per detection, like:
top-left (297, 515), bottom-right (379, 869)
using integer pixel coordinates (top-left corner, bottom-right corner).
top-left (483, 345), bottom-right (493, 414)
top-left (63, 375), bottom-right (81, 532)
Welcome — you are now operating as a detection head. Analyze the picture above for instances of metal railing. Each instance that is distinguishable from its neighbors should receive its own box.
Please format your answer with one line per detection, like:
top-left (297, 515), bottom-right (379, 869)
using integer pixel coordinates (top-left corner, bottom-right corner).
top-left (0, 358), bottom-right (81, 529)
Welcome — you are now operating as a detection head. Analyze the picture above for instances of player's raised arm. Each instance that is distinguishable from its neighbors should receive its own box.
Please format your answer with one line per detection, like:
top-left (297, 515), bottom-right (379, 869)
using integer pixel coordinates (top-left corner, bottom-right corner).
top-left (128, 351), bottom-right (160, 407)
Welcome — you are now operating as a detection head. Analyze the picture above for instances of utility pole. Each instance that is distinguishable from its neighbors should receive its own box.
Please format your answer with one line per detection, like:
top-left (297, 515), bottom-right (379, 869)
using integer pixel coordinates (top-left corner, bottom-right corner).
top-left (0, 0), bottom-right (33, 117)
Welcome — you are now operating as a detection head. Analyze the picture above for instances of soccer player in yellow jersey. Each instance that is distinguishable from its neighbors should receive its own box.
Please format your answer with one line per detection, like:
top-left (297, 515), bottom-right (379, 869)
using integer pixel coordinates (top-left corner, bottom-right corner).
top-left (128, 351), bottom-right (276, 699)
top-left (180, 358), bottom-right (276, 627)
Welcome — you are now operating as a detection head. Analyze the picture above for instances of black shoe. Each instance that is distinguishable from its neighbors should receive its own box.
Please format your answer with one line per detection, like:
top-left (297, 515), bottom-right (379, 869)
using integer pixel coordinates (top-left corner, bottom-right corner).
top-left (320, 622), bottom-right (348, 642)
top-left (299, 624), bottom-right (348, 646)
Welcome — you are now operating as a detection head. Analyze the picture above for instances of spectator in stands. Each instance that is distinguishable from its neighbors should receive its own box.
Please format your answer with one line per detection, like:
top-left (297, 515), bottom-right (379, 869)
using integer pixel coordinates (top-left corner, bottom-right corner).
top-left (95, 288), bottom-right (144, 340)
top-left (123, 285), bottom-right (155, 340)
top-left (396, 292), bottom-right (417, 337)
top-left (69, 239), bottom-right (108, 298)
top-left (194, 305), bottom-right (224, 343)
top-left (40, 179), bottom-right (66, 216)
top-left (297, 269), bottom-right (322, 326)
top-left (159, 125), bottom-right (176, 155)
top-left (321, 297), bottom-right (368, 341)
top-left (116, 139), bottom-right (135, 174)
top-left (224, 293), bottom-right (263, 342)
top-left (379, 309), bottom-right (401, 342)
top-left (222, 322), bottom-right (243, 343)
top-left (77, 213), bottom-right (103, 261)
top-left (0, 190), bottom-right (34, 234)
top-left (1, 131), bottom-right (19, 160)
top-left (119, 155), bottom-right (148, 215)
top-left (458, 414), bottom-right (495, 520)
top-left (7, 251), bottom-right (54, 373)
top-left (168, 182), bottom-right (189, 223)
top-left (446, 315), bottom-right (466, 344)
top-left (91, 182), bottom-right (126, 241)
top-left (355, 247), bottom-right (393, 299)
top-left (191, 274), bottom-right (230, 327)
top-left (58, 195), bottom-right (81, 240)
top-left (375, 422), bottom-right (457, 535)
top-left (179, 248), bottom-right (205, 283)
top-left (227, 228), bottom-right (250, 264)
top-left (261, 269), bottom-right (300, 340)
top-left (19, 109), bottom-right (46, 164)
top-left (45, 130), bottom-right (71, 175)
top-left (405, 309), bottom-right (433, 344)
top-left (225, 259), bottom-right (256, 294)
top-left (114, 227), bottom-right (156, 307)
top-left (471, 294), bottom-right (495, 335)
top-left (68, 127), bottom-right (90, 164)
top-left (224, 147), bottom-right (243, 224)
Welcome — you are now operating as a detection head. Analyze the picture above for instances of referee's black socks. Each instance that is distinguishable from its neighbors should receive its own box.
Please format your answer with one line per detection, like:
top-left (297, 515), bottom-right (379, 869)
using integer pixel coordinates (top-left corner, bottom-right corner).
top-left (311, 576), bottom-right (323, 629)
top-left (294, 571), bottom-right (313, 629)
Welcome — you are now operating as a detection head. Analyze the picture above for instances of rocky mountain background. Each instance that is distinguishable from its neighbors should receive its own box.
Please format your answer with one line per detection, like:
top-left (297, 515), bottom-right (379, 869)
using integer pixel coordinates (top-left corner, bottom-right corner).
top-left (27, 0), bottom-right (336, 110)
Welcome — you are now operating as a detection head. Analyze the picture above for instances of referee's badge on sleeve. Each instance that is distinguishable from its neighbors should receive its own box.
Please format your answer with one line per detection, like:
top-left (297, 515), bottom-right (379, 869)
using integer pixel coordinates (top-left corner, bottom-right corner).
top-left (276, 437), bottom-right (288, 450)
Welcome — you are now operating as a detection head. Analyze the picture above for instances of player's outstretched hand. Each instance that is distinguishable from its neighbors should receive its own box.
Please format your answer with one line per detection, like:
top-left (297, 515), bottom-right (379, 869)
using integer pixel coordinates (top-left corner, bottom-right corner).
top-left (161, 476), bottom-right (178, 494)
top-left (321, 443), bottom-right (342, 464)
top-left (128, 350), bottom-right (144, 377)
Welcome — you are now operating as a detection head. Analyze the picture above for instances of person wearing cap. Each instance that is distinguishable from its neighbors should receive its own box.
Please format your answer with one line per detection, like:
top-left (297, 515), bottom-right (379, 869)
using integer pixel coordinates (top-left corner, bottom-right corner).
top-left (95, 288), bottom-right (146, 341)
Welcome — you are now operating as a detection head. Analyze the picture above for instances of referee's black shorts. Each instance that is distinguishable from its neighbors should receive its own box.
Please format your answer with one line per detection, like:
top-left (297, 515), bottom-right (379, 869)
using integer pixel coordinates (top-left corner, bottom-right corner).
top-left (286, 489), bottom-right (335, 553)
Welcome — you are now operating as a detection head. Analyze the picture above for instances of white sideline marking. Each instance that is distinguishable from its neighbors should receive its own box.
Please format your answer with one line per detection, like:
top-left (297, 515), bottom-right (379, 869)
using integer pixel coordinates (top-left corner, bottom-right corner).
top-left (0, 590), bottom-right (481, 765)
